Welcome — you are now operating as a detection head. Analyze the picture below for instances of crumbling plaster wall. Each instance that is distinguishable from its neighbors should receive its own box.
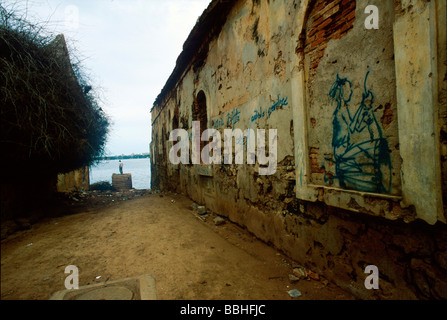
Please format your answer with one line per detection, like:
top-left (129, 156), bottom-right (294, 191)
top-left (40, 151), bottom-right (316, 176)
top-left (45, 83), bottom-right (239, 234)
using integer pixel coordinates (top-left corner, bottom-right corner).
top-left (57, 166), bottom-right (89, 193)
top-left (151, 0), bottom-right (447, 299)
top-left (154, 0), bottom-right (298, 207)
top-left (304, 0), bottom-right (401, 196)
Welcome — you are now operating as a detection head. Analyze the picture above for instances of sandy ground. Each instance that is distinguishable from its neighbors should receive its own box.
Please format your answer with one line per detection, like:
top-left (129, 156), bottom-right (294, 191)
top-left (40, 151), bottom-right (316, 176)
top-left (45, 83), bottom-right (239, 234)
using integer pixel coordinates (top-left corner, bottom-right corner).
top-left (1, 190), bottom-right (355, 300)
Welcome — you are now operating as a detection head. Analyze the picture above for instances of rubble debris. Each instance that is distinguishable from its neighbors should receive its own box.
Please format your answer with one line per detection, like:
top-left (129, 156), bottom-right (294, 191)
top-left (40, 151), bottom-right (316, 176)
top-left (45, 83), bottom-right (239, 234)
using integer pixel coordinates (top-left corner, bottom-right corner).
top-left (308, 270), bottom-right (320, 281)
top-left (197, 206), bottom-right (206, 215)
top-left (213, 216), bottom-right (226, 226)
top-left (90, 181), bottom-right (115, 191)
top-left (292, 265), bottom-right (320, 281)
top-left (293, 266), bottom-right (308, 279)
top-left (287, 289), bottom-right (302, 298)
top-left (288, 274), bottom-right (300, 283)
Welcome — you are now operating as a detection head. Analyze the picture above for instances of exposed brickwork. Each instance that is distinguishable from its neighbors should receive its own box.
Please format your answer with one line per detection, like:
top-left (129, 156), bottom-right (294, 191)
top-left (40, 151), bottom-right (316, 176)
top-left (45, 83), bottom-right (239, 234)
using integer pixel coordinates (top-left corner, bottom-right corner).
top-left (309, 147), bottom-right (324, 173)
top-left (303, 0), bottom-right (356, 84)
top-left (302, 0), bottom-right (356, 175)
top-left (150, 0), bottom-right (447, 299)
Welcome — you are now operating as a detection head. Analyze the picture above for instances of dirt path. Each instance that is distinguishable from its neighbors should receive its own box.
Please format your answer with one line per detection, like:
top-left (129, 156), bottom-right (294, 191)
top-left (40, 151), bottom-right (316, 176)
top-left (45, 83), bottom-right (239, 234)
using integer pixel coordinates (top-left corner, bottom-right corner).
top-left (1, 191), bottom-right (354, 300)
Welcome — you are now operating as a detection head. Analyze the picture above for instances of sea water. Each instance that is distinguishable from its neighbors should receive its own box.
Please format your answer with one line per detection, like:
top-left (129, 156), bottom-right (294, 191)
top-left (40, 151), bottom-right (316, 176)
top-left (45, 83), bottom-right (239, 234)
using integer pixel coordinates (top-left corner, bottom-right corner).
top-left (89, 158), bottom-right (151, 190)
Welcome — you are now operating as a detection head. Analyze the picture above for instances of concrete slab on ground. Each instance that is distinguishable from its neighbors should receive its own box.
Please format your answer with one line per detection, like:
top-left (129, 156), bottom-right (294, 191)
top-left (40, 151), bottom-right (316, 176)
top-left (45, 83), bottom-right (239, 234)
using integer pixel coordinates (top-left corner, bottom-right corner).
top-left (49, 274), bottom-right (156, 300)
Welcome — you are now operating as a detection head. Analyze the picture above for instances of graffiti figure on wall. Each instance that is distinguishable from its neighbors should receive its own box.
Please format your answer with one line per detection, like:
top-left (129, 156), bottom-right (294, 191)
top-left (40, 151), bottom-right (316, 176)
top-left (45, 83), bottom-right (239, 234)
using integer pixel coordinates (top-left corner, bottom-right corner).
top-left (329, 71), bottom-right (391, 193)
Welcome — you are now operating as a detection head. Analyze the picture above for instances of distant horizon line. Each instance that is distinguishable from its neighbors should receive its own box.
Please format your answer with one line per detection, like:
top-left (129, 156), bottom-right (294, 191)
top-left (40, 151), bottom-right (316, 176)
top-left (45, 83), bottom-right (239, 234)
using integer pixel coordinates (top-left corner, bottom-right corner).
top-left (96, 153), bottom-right (150, 160)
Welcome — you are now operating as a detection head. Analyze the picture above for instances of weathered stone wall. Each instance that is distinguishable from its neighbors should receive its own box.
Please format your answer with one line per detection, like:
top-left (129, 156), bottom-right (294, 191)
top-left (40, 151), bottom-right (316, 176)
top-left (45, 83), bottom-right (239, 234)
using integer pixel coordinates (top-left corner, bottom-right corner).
top-left (57, 166), bottom-right (89, 193)
top-left (151, 0), bottom-right (447, 299)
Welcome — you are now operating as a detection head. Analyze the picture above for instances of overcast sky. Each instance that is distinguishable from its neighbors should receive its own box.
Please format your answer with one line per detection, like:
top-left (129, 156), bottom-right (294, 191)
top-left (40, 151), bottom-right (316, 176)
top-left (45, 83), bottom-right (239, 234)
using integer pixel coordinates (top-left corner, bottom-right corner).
top-left (2, 0), bottom-right (210, 156)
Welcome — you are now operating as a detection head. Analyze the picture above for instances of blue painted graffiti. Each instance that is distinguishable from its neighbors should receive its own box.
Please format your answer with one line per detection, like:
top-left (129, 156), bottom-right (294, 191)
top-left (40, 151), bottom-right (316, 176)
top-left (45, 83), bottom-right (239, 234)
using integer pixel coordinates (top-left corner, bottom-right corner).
top-left (213, 118), bottom-right (225, 129)
top-left (329, 71), bottom-right (391, 193)
top-left (268, 95), bottom-right (288, 118)
top-left (213, 108), bottom-right (240, 129)
top-left (213, 95), bottom-right (288, 129)
top-left (250, 95), bottom-right (288, 122)
top-left (251, 106), bottom-right (265, 122)
top-left (226, 108), bottom-right (241, 129)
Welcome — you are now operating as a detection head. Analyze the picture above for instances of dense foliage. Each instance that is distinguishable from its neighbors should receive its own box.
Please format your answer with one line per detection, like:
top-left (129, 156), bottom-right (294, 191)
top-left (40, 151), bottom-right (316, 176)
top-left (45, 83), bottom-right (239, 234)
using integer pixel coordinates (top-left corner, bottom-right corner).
top-left (0, 5), bottom-right (110, 178)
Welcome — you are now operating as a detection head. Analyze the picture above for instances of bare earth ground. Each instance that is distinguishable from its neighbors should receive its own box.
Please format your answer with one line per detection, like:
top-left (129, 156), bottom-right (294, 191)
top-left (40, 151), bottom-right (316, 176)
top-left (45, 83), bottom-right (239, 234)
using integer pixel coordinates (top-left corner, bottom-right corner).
top-left (1, 190), bottom-right (355, 300)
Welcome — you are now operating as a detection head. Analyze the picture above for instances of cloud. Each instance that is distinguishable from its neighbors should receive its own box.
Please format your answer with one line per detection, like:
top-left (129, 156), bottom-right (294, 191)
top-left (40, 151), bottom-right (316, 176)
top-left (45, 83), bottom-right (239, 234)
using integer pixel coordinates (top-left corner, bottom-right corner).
top-left (6, 0), bottom-right (210, 155)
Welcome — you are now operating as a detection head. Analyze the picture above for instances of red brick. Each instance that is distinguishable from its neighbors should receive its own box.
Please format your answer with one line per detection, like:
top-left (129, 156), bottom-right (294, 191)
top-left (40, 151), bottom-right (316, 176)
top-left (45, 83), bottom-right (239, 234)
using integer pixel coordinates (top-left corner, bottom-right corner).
top-left (319, 17), bottom-right (333, 29)
top-left (344, 9), bottom-right (356, 21)
top-left (311, 36), bottom-right (325, 48)
top-left (313, 0), bottom-right (341, 21)
top-left (304, 0), bottom-right (356, 77)
top-left (323, 5), bottom-right (340, 21)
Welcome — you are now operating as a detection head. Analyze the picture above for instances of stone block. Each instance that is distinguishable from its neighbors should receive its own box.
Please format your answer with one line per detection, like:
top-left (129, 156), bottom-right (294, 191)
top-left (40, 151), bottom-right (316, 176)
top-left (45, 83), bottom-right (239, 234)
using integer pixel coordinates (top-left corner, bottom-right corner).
top-left (49, 274), bottom-right (156, 300)
top-left (112, 173), bottom-right (132, 191)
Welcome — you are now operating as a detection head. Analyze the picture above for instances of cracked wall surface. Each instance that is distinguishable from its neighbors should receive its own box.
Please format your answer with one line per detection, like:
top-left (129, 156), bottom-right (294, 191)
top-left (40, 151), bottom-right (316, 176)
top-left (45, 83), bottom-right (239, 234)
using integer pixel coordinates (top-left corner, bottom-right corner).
top-left (151, 0), bottom-right (447, 299)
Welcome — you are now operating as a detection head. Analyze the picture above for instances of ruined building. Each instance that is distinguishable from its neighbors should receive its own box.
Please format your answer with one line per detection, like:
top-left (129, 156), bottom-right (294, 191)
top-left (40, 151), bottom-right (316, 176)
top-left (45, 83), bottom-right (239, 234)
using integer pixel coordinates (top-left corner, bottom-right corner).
top-left (1, 6), bottom-right (109, 233)
top-left (150, 0), bottom-right (447, 299)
